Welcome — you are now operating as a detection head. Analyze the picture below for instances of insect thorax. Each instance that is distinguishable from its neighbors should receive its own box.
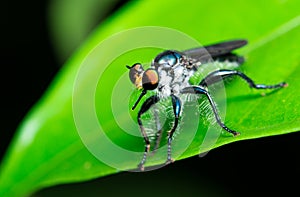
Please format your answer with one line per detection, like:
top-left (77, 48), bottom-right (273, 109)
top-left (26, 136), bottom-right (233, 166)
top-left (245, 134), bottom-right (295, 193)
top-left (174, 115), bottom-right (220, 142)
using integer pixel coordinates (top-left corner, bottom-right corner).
top-left (155, 63), bottom-right (195, 98)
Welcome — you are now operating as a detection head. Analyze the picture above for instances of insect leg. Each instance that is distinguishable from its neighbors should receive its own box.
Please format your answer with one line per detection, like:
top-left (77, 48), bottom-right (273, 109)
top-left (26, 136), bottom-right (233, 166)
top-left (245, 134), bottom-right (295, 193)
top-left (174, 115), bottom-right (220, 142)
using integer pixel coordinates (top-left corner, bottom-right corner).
top-left (199, 69), bottom-right (287, 89)
top-left (137, 95), bottom-right (160, 171)
top-left (166, 95), bottom-right (182, 164)
top-left (152, 106), bottom-right (163, 154)
top-left (181, 86), bottom-right (239, 136)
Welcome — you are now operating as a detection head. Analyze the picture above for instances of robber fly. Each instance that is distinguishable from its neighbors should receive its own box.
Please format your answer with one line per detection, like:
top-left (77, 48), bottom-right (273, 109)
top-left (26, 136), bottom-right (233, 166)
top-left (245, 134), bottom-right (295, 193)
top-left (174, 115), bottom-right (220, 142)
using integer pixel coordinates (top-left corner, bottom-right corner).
top-left (126, 39), bottom-right (287, 171)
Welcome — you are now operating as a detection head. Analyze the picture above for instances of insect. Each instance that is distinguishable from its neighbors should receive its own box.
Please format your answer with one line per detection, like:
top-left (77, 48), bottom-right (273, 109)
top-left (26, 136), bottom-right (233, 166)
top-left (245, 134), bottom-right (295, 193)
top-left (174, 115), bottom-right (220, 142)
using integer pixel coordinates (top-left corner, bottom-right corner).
top-left (126, 39), bottom-right (287, 171)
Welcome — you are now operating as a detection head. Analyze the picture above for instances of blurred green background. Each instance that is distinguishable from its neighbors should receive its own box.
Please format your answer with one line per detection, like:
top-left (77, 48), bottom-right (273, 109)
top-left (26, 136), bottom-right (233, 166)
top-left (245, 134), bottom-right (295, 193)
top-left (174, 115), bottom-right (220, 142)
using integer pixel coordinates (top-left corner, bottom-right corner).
top-left (1, 0), bottom-right (300, 196)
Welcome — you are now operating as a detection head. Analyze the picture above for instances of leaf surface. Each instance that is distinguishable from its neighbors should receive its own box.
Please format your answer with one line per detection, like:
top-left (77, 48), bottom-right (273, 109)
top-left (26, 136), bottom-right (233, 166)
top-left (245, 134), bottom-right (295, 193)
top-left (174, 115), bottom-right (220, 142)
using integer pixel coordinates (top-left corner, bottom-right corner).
top-left (0, 0), bottom-right (299, 196)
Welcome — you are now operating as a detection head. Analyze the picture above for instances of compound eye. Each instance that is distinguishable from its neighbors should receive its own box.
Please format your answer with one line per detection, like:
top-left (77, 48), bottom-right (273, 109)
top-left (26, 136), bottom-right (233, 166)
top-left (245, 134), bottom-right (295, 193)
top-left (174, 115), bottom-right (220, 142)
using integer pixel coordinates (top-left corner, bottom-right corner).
top-left (158, 54), bottom-right (177, 66)
top-left (154, 51), bottom-right (182, 69)
top-left (142, 68), bottom-right (159, 90)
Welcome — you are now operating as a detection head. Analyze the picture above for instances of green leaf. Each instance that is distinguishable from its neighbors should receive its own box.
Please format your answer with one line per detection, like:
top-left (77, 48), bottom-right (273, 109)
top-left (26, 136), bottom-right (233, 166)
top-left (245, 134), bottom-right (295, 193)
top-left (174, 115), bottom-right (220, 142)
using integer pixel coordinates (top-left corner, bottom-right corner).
top-left (48, 0), bottom-right (124, 63)
top-left (1, 0), bottom-right (300, 196)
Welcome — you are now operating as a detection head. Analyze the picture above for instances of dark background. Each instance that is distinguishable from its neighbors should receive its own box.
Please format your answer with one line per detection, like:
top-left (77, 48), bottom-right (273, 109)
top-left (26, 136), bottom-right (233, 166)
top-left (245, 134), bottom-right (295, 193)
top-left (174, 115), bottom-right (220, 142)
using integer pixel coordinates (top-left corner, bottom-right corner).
top-left (1, 1), bottom-right (299, 196)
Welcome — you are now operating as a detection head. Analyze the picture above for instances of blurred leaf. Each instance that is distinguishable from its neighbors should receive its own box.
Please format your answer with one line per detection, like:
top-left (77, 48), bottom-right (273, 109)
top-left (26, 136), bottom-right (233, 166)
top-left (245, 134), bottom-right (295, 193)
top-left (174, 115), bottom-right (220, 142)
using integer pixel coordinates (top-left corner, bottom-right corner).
top-left (48, 0), bottom-right (123, 63)
top-left (1, 0), bottom-right (300, 197)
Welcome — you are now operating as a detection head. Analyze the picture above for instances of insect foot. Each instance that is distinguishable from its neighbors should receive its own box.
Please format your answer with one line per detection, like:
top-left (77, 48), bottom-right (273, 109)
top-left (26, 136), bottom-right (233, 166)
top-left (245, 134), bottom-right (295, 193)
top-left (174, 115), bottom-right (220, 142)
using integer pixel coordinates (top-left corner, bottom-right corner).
top-left (165, 158), bottom-right (175, 165)
top-left (138, 163), bottom-right (145, 171)
top-left (282, 82), bottom-right (289, 88)
top-left (138, 144), bottom-right (150, 171)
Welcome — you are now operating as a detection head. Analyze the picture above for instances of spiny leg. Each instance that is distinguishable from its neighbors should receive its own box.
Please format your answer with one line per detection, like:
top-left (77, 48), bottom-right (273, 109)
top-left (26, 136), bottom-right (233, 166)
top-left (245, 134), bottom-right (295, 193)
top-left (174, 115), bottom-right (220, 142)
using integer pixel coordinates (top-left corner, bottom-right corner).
top-left (199, 69), bottom-right (287, 89)
top-left (152, 105), bottom-right (163, 154)
top-left (166, 94), bottom-right (182, 164)
top-left (137, 95), bottom-right (160, 170)
top-left (181, 86), bottom-right (239, 136)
